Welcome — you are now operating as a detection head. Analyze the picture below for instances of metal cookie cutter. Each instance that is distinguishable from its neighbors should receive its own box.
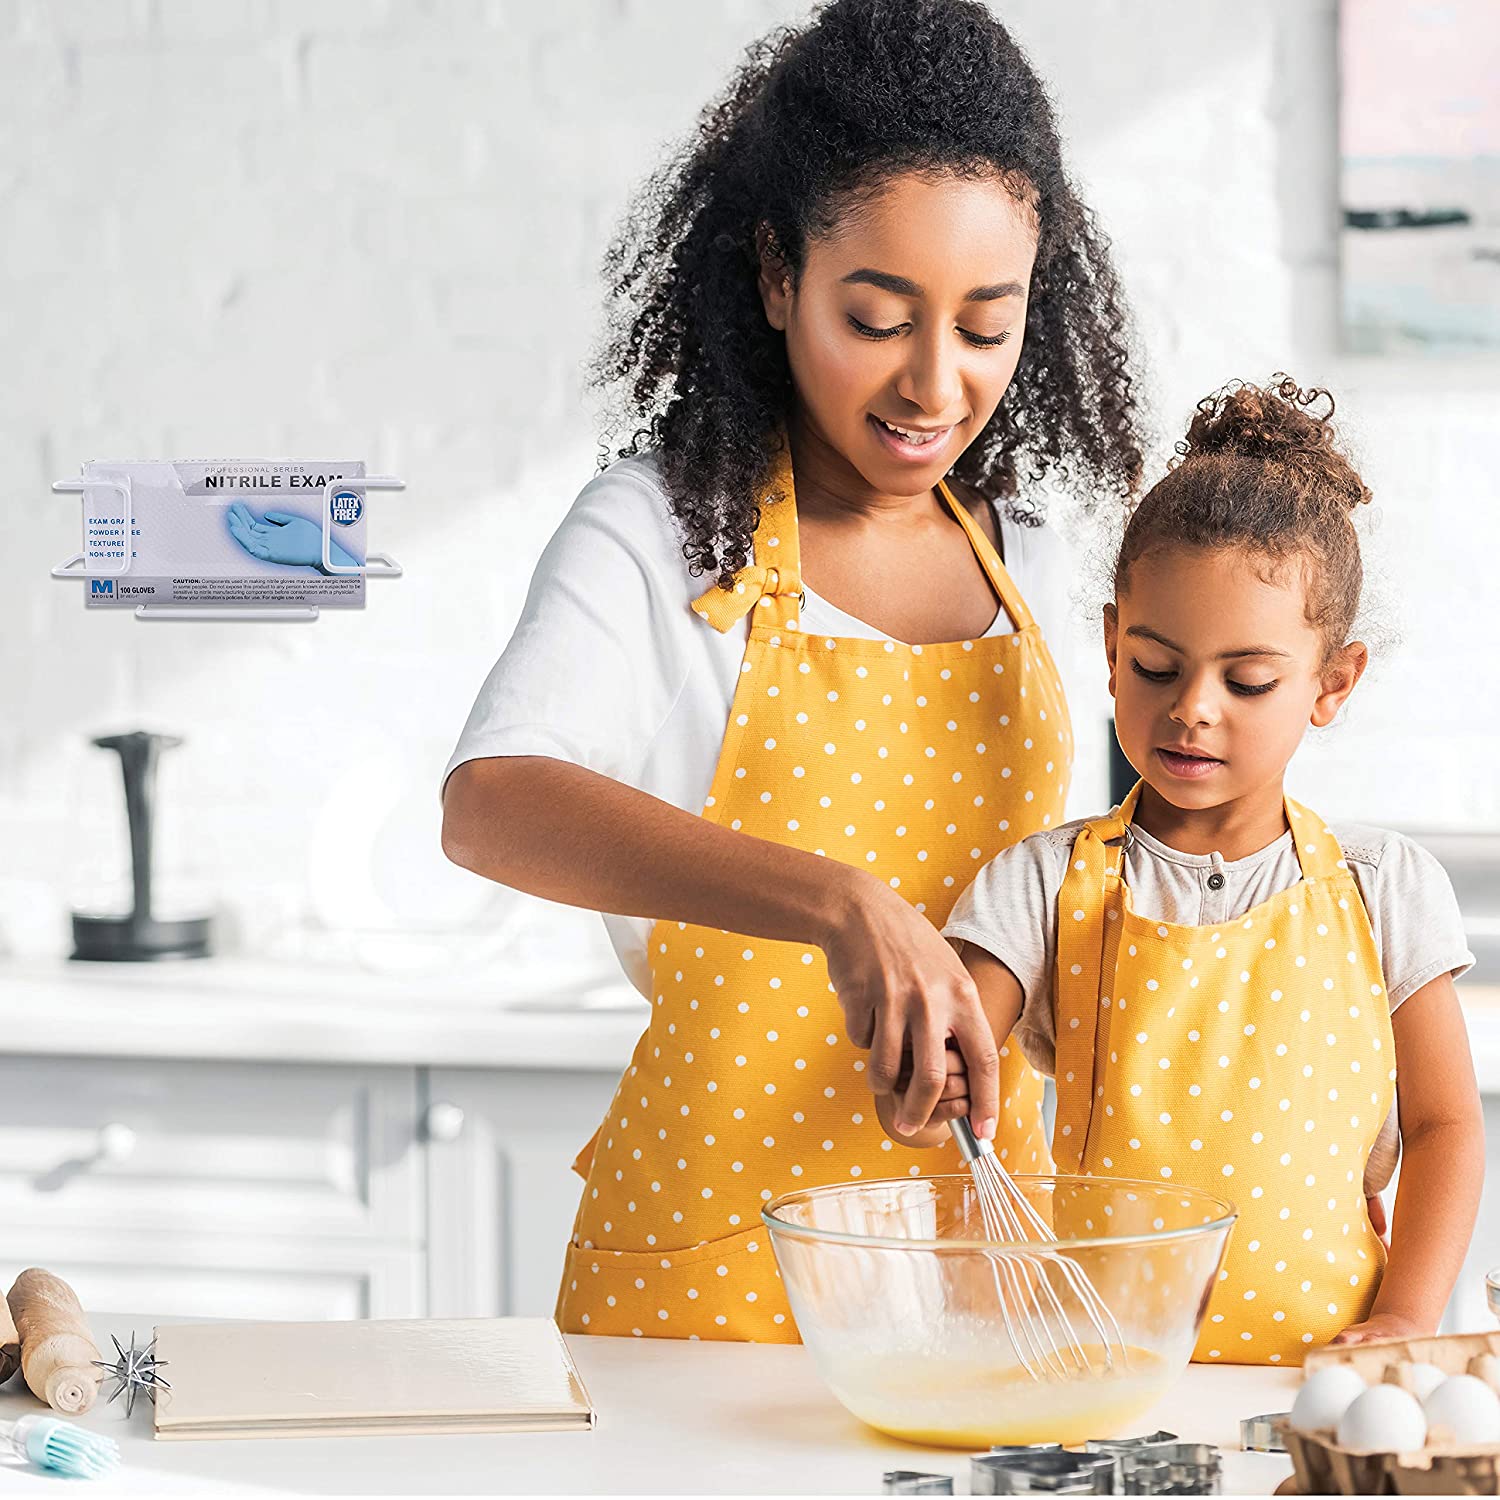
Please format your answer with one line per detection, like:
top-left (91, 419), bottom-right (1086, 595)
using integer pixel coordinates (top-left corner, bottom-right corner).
top-left (882, 1472), bottom-right (954, 1495)
top-left (1114, 1443), bottom-right (1222, 1496)
top-left (1238, 1413), bottom-right (1289, 1453)
top-left (971, 1449), bottom-right (1119, 1495)
top-left (1083, 1431), bottom-right (1180, 1454)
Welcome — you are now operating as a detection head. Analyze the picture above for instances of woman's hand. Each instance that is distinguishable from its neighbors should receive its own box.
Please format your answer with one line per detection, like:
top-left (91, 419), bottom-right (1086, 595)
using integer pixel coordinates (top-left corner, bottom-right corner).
top-left (821, 871), bottom-right (999, 1140)
top-left (873, 1045), bottom-right (973, 1149)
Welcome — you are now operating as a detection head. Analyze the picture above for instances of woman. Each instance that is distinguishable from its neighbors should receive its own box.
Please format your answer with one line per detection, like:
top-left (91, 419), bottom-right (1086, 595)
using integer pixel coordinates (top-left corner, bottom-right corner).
top-left (441, 0), bottom-right (1141, 1341)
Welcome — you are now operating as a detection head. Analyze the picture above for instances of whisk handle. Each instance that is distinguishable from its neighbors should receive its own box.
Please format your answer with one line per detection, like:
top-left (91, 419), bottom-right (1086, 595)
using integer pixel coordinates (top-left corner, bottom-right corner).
top-left (948, 1116), bottom-right (993, 1162)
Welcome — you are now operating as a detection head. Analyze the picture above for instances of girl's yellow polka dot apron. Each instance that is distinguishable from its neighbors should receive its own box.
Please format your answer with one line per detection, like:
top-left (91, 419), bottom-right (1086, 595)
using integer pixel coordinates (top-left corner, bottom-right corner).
top-left (1052, 782), bottom-right (1395, 1365)
top-left (556, 450), bottom-right (1073, 1341)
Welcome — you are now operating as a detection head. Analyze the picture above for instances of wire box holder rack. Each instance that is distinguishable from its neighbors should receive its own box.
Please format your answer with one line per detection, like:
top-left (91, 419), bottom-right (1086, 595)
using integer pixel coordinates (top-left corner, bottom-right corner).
top-left (51, 470), bottom-right (405, 621)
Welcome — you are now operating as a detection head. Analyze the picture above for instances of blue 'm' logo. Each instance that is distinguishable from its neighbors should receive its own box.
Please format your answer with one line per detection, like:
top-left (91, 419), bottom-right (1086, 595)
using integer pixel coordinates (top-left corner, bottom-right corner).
top-left (90, 579), bottom-right (115, 597)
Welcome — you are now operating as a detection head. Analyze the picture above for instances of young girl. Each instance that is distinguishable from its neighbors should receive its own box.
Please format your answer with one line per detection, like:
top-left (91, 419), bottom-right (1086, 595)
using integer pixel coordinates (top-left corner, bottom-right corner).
top-left (884, 378), bottom-right (1483, 1365)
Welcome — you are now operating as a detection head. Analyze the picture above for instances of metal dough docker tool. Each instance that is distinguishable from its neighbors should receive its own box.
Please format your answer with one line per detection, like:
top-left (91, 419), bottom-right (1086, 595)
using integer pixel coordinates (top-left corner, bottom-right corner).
top-left (92, 1332), bottom-right (170, 1418)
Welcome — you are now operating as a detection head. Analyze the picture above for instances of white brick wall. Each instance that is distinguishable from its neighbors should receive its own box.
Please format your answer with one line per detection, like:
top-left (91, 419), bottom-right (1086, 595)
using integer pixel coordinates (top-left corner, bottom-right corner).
top-left (4, 0), bottom-right (1497, 962)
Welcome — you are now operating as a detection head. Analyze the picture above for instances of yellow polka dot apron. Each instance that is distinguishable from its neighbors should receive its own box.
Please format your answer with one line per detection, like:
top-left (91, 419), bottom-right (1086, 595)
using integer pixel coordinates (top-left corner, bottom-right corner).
top-left (1052, 782), bottom-right (1395, 1365)
top-left (555, 450), bottom-right (1073, 1341)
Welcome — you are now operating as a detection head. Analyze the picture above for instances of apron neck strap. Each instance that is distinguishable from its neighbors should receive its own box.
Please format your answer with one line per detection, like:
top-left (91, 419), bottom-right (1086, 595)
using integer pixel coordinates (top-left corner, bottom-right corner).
top-left (1080, 779), bottom-right (1144, 879)
top-left (692, 446), bottom-right (1038, 637)
top-left (1087, 781), bottom-right (1341, 885)
top-left (1052, 788), bottom-right (1138, 1172)
top-left (692, 444), bottom-right (803, 633)
top-left (935, 479), bottom-right (1036, 633)
top-left (1283, 797), bottom-right (1346, 883)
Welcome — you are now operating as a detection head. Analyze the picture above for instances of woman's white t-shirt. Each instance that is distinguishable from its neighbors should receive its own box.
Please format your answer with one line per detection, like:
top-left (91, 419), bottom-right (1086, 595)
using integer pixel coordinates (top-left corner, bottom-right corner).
top-left (443, 452), bottom-right (1077, 996)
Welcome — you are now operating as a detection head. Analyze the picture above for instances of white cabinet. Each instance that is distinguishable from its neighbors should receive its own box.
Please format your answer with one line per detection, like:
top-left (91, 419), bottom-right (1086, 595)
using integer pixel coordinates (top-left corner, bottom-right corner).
top-left (0, 1056), bottom-right (423, 1237)
top-left (0, 1057), bottom-right (425, 1320)
top-left (0, 1046), bottom-right (635, 1324)
top-left (0, 1054), bottom-right (625, 1324)
top-left (2, 1229), bottom-right (424, 1322)
top-left (423, 1067), bottom-right (621, 1318)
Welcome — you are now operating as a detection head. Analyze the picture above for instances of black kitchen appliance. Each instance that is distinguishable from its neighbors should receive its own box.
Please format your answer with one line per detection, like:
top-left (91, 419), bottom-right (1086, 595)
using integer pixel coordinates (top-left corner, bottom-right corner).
top-left (70, 731), bottom-right (214, 961)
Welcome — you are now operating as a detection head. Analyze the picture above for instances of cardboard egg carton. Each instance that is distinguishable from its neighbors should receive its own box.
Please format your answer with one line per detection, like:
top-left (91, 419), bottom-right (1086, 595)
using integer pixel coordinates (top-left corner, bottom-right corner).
top-left (1277, 1331), bottom-right (1500, 1495)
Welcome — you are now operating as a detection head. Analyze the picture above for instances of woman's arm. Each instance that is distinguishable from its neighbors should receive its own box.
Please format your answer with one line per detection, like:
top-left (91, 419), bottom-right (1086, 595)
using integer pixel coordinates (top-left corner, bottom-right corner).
top-left (873, 941), bottom-right (1028, 1149)
top-left (1332, 971), bottom-right (1484, 1344)
top-left (442, 755), bottom-right (1003, 1139)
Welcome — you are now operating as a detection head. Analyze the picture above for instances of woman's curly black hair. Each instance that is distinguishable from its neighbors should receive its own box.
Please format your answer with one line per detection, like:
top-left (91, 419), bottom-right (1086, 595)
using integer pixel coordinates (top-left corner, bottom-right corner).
top-left (592, 0), bottom-right (1144, 589)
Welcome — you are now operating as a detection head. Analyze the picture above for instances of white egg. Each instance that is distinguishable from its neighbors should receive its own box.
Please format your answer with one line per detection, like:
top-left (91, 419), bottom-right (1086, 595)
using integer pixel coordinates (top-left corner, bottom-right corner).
top-left (1291, 1364), bottom-right (1369, 1433)
top-left (1423, 1374), bottom-right (1500, 1445)
top-left (1337, 1384), bottom-right (1428, 1453)
top-left (1390, 1361), bottom-right (1448, 1400)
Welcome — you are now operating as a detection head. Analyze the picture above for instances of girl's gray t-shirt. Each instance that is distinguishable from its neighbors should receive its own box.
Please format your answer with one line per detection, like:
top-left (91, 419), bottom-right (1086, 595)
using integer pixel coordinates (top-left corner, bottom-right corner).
top-left (943, 817), bottom-right (1474, 1195)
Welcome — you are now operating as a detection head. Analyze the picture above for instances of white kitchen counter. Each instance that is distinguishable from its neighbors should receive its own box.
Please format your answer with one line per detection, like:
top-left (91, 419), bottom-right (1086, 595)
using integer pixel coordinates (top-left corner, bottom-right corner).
top-left (0, 1315), bottom-right (1298, 1495)
top-left (3, 953), bottom-right (1499, 1090)
top-left (0, 955), bottom-right (649, 1069)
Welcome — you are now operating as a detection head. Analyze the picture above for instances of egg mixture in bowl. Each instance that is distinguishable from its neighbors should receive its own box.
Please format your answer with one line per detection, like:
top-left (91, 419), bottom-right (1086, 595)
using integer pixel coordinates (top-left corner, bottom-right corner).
top-left (763, 1174), bottom-right (1235, 1448)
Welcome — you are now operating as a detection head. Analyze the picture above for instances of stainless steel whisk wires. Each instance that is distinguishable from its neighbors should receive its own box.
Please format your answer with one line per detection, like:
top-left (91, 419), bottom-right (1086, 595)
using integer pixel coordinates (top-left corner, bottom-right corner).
top-left (949, 1118), bottom-right (1128, 1383)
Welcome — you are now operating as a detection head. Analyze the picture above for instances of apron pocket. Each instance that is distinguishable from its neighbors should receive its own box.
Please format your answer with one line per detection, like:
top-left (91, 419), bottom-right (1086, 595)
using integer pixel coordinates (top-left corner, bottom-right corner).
top-left (557, 1223), bottom-right (798, 1343)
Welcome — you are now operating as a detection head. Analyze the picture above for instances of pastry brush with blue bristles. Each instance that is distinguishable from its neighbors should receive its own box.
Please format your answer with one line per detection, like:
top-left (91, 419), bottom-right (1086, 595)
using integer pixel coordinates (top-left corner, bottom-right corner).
top-left (2, 1413), bottom-right (121, 1479)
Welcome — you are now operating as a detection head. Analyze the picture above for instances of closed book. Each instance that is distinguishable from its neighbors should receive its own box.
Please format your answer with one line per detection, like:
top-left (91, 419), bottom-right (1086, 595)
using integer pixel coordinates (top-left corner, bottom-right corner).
top-left (151, 1316), bottom-right (594, 1440)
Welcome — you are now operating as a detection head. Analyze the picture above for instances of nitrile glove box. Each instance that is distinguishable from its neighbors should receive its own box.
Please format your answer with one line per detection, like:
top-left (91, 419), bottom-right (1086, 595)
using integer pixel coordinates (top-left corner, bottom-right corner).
top-left (78, 459), bottom-right (368, 609)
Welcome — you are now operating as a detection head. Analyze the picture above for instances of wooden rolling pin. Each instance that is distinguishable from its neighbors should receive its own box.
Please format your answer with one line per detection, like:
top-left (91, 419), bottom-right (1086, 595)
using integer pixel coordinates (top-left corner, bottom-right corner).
top-left (0, 1286), bottom-right (17, 1385)
top-left (7, 1268), bottom-right (102, 1413)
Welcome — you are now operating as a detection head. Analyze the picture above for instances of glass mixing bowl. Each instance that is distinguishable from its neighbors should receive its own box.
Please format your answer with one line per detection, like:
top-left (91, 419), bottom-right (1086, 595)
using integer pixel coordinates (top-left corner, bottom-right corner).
top-left (763, 1173), bottom-right (1236, 1449)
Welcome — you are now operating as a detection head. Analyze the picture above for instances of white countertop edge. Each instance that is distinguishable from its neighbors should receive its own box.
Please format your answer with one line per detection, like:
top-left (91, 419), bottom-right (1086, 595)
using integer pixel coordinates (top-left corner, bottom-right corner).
top-left (0, 1001), bottom-right (649, 1070)
top-left (0, 958), bottom-right (650, 1070)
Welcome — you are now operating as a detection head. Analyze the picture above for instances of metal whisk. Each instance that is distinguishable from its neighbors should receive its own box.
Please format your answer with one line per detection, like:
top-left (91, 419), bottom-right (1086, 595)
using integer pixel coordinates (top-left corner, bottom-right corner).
top-left (949, 1117), bottom-right (1128, 1383)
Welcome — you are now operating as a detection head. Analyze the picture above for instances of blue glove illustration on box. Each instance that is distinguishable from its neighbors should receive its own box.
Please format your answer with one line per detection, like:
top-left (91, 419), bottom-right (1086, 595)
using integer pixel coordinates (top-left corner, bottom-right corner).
top-left (226, 502), bottom-right (358, 574)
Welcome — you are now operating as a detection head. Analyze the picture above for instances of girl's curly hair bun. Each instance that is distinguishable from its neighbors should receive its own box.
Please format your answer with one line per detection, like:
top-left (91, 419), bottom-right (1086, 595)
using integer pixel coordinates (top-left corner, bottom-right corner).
top-left (1116, 375), bottom-right (1373, 657)
top-left (1180, 375), bottom-right (1371, 514)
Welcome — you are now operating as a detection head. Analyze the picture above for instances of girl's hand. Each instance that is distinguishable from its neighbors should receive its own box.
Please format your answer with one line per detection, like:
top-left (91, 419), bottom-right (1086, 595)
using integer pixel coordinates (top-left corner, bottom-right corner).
top-left (822, 872), bottom-right (1000, 1140)
top-left (873, 1044), bottom-right (973, 1149)
top-left (1331, 1312), bottom-right (1431, 1347)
